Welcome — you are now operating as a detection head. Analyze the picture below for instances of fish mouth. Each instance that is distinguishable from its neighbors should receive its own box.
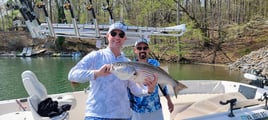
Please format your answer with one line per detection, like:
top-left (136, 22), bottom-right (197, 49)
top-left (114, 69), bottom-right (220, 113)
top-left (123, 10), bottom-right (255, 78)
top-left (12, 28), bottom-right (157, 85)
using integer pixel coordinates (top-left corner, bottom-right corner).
top-left (109, 64), bottom-right (114, 72)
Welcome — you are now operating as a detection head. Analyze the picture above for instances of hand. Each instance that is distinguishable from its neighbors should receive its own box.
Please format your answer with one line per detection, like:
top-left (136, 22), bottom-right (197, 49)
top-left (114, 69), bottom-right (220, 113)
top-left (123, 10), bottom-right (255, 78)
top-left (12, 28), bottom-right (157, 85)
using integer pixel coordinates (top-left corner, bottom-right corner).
top-left (94, 64), bottom-right (111, 79)
top-left (144, 73), bottom-right (158, 94)
top-left (70, 81), bottom-right (81, 91)
top-left (71, 81), bottom-right (80, 88)
top-left (167, 97), bottom-right (174, 113)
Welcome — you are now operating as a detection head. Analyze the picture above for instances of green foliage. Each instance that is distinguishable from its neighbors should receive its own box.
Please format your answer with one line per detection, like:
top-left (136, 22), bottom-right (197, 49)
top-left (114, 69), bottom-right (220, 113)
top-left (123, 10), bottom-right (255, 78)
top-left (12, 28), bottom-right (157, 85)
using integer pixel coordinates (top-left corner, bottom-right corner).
top-left (224, 24), bottom-right (244, 41)
top-left (0, 0), bottom-right (267, 63)
top-left (122, 47), bottom-right (135, 59)
top-left (55, 36), bottom-right (65, 51)
top-left (183, 21), bottom-right (204, 41)
top-left (255, 35), bottom-right (268, 42)
top-left (79, 12), bottom-right (88, 23)
top-left (238, 48), bottom-right (251, 56)
top-left (146, 36), bottom-right (183, 60)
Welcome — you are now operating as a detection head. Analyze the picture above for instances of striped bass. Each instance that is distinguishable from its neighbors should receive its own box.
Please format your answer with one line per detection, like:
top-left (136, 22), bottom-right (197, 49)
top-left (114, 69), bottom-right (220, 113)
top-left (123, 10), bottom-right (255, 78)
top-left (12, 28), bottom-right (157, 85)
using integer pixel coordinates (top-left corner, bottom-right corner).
top-left (110, 61), bottom-right (187, 98)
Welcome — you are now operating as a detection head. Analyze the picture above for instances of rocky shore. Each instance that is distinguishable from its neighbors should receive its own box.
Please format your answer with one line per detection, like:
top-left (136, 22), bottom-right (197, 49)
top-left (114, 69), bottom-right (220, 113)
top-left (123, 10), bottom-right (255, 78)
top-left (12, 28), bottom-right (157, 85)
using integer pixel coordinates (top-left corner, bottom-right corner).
top-left (228, 46), bottom-right (268, 77)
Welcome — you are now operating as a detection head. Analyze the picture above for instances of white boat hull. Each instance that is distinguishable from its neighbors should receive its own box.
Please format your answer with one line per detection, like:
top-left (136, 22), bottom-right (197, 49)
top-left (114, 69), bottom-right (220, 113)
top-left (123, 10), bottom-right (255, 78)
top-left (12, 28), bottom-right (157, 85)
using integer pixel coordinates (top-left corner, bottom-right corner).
top-left (1, 80), bottom-right (268, 120)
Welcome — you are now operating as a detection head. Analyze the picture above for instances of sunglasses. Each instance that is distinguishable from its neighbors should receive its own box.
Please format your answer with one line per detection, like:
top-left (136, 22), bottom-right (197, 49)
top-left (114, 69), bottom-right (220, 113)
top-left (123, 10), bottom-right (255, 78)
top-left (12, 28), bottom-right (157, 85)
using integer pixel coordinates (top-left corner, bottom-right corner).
top-left (136, 46), bottom-right (149, 51)
top-left (110, 31), bottom-right (125, 38)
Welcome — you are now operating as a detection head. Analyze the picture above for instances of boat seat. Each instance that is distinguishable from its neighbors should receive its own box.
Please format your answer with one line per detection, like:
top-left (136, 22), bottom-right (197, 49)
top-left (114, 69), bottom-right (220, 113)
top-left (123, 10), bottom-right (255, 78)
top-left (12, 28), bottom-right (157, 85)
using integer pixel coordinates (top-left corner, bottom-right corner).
top-left (21, 70), bottom-right (76, 119)
top-left (22, 70), bottom-right (47, 99)
top-left (175, 92), bottom-right (261, 119)
top-left (21, 70), bottom-right (76, 108)
top-left (28, 95), bottom-right (69, 120)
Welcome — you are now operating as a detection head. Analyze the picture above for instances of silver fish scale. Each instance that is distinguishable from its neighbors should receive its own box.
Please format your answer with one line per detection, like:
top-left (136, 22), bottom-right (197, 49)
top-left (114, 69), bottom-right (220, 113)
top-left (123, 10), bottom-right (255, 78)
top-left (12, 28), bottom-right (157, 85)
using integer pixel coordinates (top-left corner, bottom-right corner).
top-left (127, 62), bottom-right (178, 85)
top-left (135, 67), bottom-right (155, 81)
top-left (110, 62), bottom-right (187, 98)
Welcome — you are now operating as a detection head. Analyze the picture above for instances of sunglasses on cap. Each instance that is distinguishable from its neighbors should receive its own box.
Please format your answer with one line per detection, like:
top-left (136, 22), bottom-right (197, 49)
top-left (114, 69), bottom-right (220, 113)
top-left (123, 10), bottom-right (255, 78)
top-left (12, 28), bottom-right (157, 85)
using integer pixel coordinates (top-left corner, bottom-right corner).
top-left (136, 46), bottom-right (149, 51)
top-left (110, 31), bottom-right (125, 38)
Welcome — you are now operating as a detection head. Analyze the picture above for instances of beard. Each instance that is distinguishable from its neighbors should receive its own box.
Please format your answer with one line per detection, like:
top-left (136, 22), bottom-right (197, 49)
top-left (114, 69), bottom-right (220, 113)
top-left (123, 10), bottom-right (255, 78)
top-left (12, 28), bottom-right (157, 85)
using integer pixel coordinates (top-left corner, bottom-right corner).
top-left (138, 52), bottom-right (147, 59)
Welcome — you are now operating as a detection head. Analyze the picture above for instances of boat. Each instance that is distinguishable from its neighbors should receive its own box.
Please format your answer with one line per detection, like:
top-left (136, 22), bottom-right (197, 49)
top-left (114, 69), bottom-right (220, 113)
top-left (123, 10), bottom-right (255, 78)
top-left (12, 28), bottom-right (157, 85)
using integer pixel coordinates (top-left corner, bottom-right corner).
top-left (16, 47), bottom-right (34, 57)
top-left (51, 52), bottom-right (82, 57)
top-left (244, 70), bottom-right (268, 91)
top-left (3, 0), bottom-right (266, 119)
top-left (1, 70), bottom-right (268, 120)
top-left (16, 47), bottom-right (47, 57)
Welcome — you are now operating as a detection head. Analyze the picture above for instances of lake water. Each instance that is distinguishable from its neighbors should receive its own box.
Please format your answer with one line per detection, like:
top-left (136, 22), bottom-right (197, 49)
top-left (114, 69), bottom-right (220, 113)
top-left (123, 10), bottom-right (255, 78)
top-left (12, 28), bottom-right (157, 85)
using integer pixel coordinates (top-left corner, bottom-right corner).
top-left (0, 57), bottom-right (244, 101)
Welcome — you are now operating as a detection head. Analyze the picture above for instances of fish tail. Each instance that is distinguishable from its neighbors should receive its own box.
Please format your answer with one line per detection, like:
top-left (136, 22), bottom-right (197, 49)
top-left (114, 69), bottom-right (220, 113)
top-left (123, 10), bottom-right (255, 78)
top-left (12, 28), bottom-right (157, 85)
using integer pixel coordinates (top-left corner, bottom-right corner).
top-left (173, 82), bottom-right (187, 98)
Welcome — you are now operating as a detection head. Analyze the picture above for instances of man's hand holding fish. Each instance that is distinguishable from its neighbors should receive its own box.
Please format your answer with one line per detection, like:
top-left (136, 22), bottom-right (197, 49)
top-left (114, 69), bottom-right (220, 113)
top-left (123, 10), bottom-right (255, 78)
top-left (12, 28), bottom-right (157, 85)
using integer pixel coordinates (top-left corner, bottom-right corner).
top-left (93, 64), bottom-right (111, 79)
top-left (143, 73), bottom-right (158, 94)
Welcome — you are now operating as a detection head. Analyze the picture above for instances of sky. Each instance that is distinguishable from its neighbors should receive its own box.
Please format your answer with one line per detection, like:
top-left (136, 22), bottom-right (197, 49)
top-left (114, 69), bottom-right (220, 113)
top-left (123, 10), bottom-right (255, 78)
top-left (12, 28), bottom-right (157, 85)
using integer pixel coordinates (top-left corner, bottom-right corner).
top-left (0, 0), bottom-right (7, 7)
top-left (0, 0), bottom-right (8, 4)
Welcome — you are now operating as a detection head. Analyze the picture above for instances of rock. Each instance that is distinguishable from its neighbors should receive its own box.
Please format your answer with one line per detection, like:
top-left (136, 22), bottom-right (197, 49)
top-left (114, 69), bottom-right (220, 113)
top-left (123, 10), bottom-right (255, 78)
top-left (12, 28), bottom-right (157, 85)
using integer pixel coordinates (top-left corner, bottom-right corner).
top-left (228, 46), bottom-right (268, 77)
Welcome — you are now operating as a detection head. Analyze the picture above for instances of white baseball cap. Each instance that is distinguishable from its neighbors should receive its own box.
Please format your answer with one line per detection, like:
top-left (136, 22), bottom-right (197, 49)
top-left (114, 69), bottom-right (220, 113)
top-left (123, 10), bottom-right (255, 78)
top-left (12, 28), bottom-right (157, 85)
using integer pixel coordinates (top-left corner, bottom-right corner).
top-left (135, 38), bottom-right (149, 46)
top-left (108, 22), bottom-right (127, 33)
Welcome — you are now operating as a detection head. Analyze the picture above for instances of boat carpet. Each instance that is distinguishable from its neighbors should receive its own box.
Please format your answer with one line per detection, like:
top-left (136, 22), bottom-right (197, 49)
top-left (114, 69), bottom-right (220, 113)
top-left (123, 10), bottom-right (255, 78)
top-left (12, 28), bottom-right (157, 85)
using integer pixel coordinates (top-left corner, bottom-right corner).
top-left (173, 92), bottom-right (263, 120)
top-left (161, 93), bottom-right (223, 120)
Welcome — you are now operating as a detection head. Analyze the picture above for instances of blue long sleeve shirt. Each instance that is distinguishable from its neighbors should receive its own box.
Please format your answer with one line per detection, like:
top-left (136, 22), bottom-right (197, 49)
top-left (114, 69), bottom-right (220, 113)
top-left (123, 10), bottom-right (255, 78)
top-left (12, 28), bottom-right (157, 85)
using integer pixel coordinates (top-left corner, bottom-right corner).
top-left (129, 59), bottom-right (169, 113)
top-left (68, 47), bottom-right (150, 119)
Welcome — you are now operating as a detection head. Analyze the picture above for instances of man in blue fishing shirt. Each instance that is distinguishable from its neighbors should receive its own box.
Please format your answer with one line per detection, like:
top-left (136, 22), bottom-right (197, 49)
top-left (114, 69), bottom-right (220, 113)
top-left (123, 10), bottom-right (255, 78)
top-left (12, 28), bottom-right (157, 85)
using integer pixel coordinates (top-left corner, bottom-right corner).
top-left (129, 38), bottom-right (174, 120)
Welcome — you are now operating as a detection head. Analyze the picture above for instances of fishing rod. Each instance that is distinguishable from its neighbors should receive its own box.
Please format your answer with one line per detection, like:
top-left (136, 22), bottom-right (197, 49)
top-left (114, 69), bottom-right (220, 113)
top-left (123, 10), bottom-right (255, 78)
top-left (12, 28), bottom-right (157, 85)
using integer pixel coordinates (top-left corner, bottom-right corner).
top-left (36, 0), bottom-right (55, 37)
top-left (13, 0), bottom-right (28, 21)
top-left (102, 0), bottom-right (114, 24)
top-left (16, 0), bottom-right (38, 23)
top-left (86, 0), bottom-right (100, 38)
top-left (14, 0), bottom-right (46, 38)
top-left (64, 0), bottom-right (80, 37)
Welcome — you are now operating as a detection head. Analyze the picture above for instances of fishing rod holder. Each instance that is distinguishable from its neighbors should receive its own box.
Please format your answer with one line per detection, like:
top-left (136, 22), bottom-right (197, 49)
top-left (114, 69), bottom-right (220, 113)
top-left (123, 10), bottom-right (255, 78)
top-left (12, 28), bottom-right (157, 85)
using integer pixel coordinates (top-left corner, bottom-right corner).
top-left (220, 98), bottom-right (237, 117)
top-left (258, 92), bottom-right (268, 109)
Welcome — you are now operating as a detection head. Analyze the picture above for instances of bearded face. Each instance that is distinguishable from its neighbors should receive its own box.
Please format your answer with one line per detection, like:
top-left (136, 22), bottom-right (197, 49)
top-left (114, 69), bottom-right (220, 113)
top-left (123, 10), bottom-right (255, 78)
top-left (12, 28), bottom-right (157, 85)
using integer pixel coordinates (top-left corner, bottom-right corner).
top-left (135, 43), bottom-right (149, 60)
top-left (139, 52), bottom-right (147, 59)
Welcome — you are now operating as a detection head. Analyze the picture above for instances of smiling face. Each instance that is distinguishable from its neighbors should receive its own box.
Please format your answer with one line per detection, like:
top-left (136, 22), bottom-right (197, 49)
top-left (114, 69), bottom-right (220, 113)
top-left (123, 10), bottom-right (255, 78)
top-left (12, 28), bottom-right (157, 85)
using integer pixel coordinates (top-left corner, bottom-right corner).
top-left (134, 42), bottom-right (150, 60)
top-left (107, 29), bottom-right (126, 49)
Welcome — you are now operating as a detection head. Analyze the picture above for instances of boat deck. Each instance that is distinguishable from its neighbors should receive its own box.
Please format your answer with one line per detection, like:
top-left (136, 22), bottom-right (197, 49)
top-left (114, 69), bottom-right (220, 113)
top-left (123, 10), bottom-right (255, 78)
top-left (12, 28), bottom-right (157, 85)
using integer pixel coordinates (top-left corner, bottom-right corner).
top-left (0, 92), bottom-right (242, 120)
top-left (1, 72), bottom-right (268, 120)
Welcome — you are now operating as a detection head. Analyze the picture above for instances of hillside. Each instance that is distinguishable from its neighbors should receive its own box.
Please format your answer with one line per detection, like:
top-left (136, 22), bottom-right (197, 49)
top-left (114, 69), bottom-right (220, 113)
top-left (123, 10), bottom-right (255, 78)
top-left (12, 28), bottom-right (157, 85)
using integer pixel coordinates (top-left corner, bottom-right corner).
top-left (182, 19), bottom-right (268, 64)
top-left (0, 19), bottom-right (267, 65)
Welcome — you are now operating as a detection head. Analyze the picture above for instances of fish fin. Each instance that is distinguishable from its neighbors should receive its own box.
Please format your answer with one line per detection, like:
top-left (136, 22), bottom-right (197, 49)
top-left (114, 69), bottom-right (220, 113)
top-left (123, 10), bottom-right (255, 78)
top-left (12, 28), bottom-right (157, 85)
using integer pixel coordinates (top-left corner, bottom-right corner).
top-left (173, 82), bottom-right (187, 98)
